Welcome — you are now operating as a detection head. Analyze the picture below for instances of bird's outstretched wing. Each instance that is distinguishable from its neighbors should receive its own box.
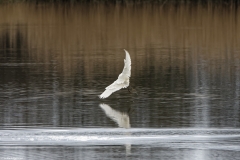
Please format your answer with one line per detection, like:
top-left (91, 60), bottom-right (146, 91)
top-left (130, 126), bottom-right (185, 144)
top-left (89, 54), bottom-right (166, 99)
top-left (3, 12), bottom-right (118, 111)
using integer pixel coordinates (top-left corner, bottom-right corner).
top-left (99, 49), bottom-right (131, 99)
top-left (116, 49), bottom-right (131, 84)
top-left (122, 49), bottom-right (131, 78)
top-left (99, 103), bottom-right (130, 129)
top-left (99, 79), bottom-right (129, 98)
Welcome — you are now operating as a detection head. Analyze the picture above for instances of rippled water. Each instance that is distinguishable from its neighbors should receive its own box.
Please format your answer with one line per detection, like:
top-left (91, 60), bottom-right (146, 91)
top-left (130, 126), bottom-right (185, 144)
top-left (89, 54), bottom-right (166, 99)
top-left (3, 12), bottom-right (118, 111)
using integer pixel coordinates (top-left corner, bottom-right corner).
top-left (0, 2), bottom-right (240, 160)
top-left (1, 128), bottom-right (240, 159)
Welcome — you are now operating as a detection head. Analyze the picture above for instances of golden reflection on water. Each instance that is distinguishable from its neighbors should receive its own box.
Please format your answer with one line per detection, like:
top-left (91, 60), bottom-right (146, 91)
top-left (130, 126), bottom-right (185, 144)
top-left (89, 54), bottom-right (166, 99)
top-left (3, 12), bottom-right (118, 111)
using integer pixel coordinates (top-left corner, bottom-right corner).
top-left (1, 3), bottom-right (240, 49)
top-left (0, 3), bottom-right (240, 78)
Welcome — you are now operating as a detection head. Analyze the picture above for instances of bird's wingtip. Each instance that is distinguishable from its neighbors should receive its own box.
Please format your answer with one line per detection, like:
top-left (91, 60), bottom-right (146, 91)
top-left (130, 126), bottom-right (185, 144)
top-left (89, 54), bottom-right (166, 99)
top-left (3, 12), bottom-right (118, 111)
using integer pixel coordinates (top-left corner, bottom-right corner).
top-left (99, 94), bottom-right (106, 99)
top-left (123, 49), bottom-right (128, 52)
top-left (123, 49), bottom-right (130, 55)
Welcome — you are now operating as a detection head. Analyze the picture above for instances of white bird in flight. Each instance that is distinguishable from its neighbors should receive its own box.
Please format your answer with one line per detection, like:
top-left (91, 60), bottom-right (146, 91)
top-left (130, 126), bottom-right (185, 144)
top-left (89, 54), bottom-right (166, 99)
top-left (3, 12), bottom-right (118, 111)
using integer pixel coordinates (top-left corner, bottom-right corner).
top-left (99, 49), bottom-right (132, 99)
top-left (99, 103), bottom-right (130, 129)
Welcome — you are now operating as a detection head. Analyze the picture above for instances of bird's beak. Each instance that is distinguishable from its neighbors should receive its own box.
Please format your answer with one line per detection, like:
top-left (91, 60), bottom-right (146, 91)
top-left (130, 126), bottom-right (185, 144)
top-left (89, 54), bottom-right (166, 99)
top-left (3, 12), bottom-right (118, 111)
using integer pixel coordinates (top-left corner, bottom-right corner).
top-left (128, 87), bottom-right (131, 93)
top-left (127, 107), bottom-right (134, 115)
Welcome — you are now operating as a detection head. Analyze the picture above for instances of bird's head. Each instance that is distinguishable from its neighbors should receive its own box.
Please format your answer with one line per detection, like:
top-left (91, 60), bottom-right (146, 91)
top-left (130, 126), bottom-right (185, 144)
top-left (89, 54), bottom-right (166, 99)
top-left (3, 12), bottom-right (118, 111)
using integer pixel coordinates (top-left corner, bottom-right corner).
top-left (128, 86), bottom-right (138, 95)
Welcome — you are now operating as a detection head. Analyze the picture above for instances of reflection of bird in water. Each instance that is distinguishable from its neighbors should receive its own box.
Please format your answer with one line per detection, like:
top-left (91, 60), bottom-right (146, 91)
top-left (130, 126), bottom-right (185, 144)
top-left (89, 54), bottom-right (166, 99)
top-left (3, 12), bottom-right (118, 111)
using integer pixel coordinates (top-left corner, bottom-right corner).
top-left (99, 103), bottom-right (132, 155)
top-left (99, 49), bottom-right (137, 99)
top-left (99, 103), bottom-right (130, 129)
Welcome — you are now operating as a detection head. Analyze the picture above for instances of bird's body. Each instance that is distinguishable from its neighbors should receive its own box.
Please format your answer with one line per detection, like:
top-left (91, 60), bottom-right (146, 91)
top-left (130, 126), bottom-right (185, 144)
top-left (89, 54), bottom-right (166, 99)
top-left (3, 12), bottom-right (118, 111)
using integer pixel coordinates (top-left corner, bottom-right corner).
top-left (99, 49), bottom-right (131, 99)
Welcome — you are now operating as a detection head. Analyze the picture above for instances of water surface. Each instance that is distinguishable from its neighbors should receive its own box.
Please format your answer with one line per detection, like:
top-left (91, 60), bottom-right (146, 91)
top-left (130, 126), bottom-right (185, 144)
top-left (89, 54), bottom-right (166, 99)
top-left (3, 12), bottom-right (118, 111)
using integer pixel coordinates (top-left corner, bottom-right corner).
top-left (0, 2), bottom-right (240, 160)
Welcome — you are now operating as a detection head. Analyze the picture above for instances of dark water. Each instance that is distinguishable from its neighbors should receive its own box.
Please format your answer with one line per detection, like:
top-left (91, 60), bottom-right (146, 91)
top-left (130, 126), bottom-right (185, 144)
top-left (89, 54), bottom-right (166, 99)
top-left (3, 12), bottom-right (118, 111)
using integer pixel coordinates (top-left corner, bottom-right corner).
top-left (0, 3), bottom-right (240, 160)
